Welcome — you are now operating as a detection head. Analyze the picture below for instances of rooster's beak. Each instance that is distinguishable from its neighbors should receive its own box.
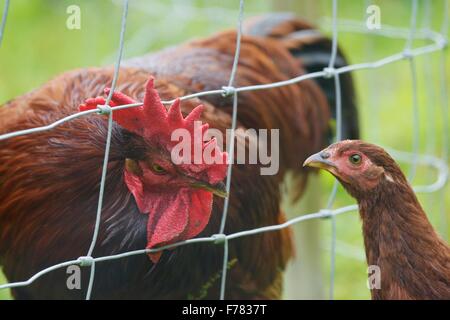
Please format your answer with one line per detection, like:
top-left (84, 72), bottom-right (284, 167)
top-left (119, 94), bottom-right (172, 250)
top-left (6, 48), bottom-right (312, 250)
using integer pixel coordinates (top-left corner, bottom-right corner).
top-left (303, 151), bottom-right (337, 171)
top-left (191, 181), bottom-right (228, 198)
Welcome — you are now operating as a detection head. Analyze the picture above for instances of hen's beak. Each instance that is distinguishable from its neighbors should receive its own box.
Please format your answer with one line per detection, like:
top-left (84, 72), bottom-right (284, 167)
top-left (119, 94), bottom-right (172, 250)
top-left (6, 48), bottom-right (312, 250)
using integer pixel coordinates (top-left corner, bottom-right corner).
top-left (191, 181), bottom-right (228, 198)
top-left (303, 151), bottom-right (337, 171)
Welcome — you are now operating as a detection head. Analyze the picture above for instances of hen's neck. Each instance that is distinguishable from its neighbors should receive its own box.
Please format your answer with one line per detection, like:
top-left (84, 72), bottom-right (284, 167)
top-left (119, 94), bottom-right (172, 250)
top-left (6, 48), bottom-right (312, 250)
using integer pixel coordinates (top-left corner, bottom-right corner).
top-left (357, 179), bottom-right (449, 299)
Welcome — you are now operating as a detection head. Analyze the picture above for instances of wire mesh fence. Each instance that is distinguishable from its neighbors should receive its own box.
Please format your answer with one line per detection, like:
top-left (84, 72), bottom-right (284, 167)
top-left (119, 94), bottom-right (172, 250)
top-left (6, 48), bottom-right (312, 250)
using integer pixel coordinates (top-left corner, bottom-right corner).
top-left (0, 0), bottom-right (448, 300)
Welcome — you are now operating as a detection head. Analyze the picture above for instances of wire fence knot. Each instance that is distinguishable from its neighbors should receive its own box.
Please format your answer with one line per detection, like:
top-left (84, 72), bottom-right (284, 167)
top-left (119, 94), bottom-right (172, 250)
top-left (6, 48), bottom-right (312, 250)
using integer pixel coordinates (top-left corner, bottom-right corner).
top-left (97, 104), bottom-right (113, 115)
top-left (222, 86), bottom-right (237, 97)
top-left (212, 233), bottom-right (227, 244)
top-left (323, 67), bottom-right (336, 79)
top-left (319, 209), bottom-right (333, 219)
top-left (77, 256), bottom-right (95, 267)
top-left (402, 49), bottom-right (413, 60)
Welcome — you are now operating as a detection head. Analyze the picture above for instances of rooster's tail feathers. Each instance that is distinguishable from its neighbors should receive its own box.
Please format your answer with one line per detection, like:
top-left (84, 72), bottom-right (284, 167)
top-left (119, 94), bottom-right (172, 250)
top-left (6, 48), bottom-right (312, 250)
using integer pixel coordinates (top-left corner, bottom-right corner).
top-left (244, 13), bottom-right (359, 141)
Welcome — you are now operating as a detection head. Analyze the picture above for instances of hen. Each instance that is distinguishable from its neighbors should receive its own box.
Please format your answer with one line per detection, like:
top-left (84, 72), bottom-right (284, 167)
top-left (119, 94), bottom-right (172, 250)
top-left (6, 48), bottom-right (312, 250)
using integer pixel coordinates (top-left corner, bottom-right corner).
top-left (304, 140), bottom-right (450, 299)
top-left (0, 14), bottom-right (358, 299)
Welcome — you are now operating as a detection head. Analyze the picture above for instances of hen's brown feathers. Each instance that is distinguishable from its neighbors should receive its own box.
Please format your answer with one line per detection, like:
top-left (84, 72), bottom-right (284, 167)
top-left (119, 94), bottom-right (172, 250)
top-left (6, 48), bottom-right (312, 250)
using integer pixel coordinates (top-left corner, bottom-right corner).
top-left (316, 141), bottom-right (450, 300)
top-left (357, 147), bottom-right (450, 300)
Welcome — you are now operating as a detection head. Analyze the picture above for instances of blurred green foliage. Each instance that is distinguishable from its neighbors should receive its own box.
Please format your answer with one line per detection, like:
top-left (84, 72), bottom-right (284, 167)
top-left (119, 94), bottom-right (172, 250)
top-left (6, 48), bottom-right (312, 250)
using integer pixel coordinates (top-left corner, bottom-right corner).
top-left (0, 0), bottom-right (448, 300)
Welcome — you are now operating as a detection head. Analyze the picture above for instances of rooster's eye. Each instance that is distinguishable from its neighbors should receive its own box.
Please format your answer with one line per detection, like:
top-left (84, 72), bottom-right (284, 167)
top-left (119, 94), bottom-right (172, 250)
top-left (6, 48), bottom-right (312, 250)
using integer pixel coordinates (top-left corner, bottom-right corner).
top-left (349, 154), bottom-right (362, 165)
top-left (151, 163), bottom-right (167, 175)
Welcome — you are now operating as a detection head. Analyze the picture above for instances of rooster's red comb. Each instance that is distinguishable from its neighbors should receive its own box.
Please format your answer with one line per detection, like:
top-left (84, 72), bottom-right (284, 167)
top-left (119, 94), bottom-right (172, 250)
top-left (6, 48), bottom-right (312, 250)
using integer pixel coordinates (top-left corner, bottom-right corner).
top-left (80, 78), bottom-right (207, 139)
top-left (79, 78), bottom-right (228, 183)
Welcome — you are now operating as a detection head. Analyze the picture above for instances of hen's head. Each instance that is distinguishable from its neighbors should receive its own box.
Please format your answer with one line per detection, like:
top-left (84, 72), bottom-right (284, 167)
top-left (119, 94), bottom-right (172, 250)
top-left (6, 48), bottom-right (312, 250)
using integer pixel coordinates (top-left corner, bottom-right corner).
top-left (80, 78), bottom-right (228, 263)
top-left (303, 140), bottom-right (404, 199)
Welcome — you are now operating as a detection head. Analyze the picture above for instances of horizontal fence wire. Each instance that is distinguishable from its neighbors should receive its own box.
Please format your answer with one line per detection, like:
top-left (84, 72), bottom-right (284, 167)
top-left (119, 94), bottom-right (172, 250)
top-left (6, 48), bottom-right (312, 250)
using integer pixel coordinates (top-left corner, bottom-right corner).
top-left (0, 0), bottom-right (448, 300)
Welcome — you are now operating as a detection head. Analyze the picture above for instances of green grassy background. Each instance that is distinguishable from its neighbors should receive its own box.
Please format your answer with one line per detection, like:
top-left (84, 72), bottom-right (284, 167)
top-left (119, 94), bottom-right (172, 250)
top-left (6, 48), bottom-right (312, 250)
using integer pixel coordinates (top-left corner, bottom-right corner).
top-left (0, 0), bottom-right (448, 300)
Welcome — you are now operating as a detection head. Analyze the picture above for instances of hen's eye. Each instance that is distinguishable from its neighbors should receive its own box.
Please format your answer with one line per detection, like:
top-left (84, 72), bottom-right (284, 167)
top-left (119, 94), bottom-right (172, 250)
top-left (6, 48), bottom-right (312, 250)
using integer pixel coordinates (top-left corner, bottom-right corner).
top-left (349, 154), bottom-right (362, 165)
top-left (151, 163), bottom-right (166, 174)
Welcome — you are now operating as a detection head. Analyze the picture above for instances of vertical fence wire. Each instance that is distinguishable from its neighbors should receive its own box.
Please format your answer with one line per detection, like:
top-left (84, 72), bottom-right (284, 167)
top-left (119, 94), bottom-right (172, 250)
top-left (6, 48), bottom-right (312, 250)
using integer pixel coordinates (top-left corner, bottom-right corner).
top-left (438, 52), bottom-right (448, 240)
top-left (422, 0), bottom-right (436, 158)
top-left (363, 0), bottom-right (379, 143)
top-left (218, 0), bottom-right (244, 300)
top-left (84, 0), bottom-right (129, 300)
top-left (219, 237), bottom-right (229, 300)
top-left (405, 0), bottom-right (419, 183)
top-left (0, 0), bottom-right (9, 47)
top-left (438, 0), bottom-right (449, 240)
top-left (421, 0), bottom-right (440, 227)
top-left (325, 0), bottom-right (341, 301)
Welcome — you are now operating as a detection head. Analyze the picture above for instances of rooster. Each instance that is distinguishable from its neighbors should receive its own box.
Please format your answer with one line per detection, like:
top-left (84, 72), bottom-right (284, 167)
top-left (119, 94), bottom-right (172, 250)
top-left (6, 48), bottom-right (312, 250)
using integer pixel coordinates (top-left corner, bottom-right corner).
top-left (0, 14), bottom-right (358, 299)
top-left (304, 140), bottom-right (450, 299)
